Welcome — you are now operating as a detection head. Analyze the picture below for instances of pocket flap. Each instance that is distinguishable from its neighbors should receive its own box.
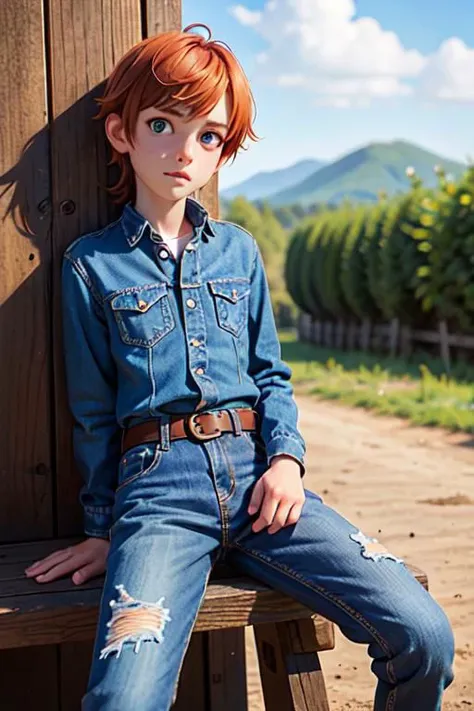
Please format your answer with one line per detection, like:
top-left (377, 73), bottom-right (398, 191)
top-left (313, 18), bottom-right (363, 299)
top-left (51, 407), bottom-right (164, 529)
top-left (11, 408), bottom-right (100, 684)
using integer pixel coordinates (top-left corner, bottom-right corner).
top-left (111, 284), bottom-right (167, 312)
top-left (209, 280), bottom-right (251, 303)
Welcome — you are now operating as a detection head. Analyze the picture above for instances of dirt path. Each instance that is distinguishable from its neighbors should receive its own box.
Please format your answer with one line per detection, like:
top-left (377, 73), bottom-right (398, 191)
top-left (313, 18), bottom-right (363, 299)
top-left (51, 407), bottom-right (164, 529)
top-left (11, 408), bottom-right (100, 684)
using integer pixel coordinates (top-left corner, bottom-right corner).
top-left (245, 393), bottom-right (474, 710)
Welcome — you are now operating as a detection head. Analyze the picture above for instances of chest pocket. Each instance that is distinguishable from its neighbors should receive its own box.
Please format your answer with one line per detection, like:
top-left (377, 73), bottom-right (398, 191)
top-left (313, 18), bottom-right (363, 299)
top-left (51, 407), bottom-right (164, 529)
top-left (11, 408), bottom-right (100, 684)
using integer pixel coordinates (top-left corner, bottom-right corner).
top-left (209, 279), bottom-right (251, 338)
top-left (110, 284), bottom-right (175, 348)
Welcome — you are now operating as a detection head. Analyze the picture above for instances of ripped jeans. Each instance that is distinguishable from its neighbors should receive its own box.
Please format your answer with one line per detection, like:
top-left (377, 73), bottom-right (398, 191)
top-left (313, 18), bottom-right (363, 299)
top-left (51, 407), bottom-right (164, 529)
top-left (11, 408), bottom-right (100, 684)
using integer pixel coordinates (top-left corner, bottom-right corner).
top-left (82, 415), bottom-right (454, 711)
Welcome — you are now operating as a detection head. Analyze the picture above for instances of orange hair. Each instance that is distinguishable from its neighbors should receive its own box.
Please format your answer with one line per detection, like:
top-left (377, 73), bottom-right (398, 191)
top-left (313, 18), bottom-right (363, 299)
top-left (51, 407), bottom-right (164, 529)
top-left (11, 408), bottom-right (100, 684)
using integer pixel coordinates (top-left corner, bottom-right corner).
top-left (93, 23), bottom-right (260, 205)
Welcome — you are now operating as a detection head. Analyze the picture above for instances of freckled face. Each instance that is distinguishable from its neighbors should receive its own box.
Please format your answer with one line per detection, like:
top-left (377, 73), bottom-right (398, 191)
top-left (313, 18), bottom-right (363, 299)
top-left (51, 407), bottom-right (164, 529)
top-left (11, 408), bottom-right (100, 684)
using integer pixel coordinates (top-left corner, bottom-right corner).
top-left (128, 92), bottom-right (230, 199)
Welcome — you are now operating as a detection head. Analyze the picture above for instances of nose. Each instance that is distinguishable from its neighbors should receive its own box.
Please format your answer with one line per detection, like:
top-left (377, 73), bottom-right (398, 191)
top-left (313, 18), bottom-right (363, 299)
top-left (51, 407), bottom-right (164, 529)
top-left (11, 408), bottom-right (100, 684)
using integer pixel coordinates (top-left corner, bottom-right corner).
top-left (175, 135), bottom-right (194, 164)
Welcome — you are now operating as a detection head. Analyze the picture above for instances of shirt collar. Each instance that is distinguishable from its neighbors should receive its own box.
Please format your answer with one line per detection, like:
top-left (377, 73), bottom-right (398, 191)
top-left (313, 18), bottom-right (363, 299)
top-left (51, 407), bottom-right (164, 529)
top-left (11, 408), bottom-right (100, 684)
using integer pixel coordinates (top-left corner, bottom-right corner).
top-left (121, 195), bottom-right (216, 248)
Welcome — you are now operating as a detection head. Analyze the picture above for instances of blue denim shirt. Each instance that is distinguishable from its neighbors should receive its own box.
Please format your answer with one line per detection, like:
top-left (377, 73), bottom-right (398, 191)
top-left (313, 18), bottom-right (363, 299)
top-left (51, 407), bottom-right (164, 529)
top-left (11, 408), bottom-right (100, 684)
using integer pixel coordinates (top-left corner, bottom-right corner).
top-left (62, 196), bottom-right (306, 538)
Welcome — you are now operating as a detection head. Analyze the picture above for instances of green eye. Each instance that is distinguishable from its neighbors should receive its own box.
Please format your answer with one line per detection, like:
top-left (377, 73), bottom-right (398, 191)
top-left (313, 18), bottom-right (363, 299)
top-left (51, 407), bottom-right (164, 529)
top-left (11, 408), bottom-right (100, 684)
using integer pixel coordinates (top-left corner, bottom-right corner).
top-left (149, 118), bottom-right (168, 133)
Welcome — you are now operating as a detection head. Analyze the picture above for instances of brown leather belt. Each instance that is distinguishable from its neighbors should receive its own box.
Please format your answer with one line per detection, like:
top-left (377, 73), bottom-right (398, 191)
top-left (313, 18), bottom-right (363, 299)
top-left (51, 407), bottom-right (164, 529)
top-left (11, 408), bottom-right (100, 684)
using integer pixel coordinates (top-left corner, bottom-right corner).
top-left (121, 407), bottom-right (259, 455)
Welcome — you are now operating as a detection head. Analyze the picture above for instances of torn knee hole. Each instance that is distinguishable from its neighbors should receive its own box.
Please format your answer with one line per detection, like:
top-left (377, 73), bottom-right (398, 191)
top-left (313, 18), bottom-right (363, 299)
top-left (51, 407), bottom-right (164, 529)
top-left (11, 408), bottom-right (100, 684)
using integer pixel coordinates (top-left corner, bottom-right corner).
top-left (350, 530), bottom-right (403, 563)
top-left (99, 584), bottom-right (172, 659)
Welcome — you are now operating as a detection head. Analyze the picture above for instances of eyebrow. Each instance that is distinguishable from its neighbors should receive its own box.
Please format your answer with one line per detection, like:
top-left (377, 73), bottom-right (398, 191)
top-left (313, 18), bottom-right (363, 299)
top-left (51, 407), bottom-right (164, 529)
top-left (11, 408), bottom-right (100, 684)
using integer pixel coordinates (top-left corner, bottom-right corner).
top-left (152, 107), bottom-right (228, 132)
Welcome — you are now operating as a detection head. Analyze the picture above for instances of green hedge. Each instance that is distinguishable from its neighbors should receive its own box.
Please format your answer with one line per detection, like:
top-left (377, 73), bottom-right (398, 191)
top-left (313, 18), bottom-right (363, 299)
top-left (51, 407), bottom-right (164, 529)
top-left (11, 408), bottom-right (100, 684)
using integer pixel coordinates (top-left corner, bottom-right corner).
top-left (285, 167), bottom-right (474, 333)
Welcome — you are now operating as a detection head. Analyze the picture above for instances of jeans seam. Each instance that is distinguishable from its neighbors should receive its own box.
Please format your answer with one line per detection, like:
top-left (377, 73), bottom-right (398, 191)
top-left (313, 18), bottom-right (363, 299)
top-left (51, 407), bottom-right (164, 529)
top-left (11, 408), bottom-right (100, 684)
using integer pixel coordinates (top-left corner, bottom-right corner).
top-left (230, 541), bottom-right (397, 685)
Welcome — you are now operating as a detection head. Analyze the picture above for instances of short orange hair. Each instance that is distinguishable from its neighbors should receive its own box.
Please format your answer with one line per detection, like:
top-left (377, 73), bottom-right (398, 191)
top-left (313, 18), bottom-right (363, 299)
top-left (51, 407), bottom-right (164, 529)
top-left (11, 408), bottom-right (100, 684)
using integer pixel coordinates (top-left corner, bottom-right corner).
top-left (94, 23), bottom-right (260, 205)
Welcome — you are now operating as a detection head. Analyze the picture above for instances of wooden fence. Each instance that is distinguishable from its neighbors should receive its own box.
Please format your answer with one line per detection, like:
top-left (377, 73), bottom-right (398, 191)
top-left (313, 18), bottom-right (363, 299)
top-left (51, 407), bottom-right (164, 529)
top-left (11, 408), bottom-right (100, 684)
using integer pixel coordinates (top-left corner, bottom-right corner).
top-left (298, 313), bottom-right (474, 372)
top-left (0, 1), bottom-right (217, 707)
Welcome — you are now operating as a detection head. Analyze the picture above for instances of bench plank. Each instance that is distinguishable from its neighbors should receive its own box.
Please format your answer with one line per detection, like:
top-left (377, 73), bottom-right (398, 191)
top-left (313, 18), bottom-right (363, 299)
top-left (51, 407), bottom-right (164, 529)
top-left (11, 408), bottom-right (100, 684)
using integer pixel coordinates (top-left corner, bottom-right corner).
top-left (0, 538), bottom-right (427, 651)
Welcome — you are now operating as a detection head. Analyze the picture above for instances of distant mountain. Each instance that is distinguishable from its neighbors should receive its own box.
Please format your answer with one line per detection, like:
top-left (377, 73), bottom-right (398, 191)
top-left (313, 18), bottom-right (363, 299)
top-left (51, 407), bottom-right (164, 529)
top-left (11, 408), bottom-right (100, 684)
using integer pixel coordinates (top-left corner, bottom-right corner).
top-left (265, 140), bottom-right (467, 207)
top-left (219, 158), bottom-right (326, 201)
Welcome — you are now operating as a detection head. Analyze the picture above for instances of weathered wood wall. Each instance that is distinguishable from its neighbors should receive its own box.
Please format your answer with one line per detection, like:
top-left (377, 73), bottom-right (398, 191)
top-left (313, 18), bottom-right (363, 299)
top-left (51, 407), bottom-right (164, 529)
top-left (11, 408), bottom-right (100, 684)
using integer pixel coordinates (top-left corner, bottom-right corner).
top-left (0, 1), bottom-right (218, 707)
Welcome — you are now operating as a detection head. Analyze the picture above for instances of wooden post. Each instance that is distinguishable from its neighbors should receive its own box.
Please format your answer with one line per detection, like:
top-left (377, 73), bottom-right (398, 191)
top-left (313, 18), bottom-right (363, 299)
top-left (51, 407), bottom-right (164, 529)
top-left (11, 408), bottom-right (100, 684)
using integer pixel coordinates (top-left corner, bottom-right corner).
top-left (360, 318), bottom-right (372, 351)
top-left (314, 319), bottom-right (322, 344)
top-left (297, 311), bottom-right (304, 340)
top-left (323, 321), bottom-right (334, 348)
top-left (389, 318), bottom-right (400, 357)
top-left (346, 320), bottom-right (358, 350)
top-left (335, 319), bottom-right (345, 350)
top-left (0, 0), bottom-right (53, 544)
top-left (439, 320), bottom-right (451, 377)
top-left (400, 325), bottom-right (413, 358)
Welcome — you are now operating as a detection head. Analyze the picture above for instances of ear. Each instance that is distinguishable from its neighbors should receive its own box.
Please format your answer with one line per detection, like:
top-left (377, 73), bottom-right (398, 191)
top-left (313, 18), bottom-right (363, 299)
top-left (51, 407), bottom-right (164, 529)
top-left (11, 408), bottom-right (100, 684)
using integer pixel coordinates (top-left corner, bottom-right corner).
top-left (105, 113), bottom-right (130, 155)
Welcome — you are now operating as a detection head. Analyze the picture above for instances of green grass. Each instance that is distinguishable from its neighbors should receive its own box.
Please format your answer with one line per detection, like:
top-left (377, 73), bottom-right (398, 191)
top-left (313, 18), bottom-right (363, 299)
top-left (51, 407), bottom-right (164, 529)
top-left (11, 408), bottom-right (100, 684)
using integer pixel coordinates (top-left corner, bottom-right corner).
top-left (279, 329), bottom-right (474, 434)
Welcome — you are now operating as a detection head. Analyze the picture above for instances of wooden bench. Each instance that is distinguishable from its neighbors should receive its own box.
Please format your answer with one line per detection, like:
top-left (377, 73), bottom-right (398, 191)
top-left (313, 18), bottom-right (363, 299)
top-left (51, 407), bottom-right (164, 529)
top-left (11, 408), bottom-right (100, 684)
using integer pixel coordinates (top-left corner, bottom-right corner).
top-left (0, 537), bottom-right (428, 710)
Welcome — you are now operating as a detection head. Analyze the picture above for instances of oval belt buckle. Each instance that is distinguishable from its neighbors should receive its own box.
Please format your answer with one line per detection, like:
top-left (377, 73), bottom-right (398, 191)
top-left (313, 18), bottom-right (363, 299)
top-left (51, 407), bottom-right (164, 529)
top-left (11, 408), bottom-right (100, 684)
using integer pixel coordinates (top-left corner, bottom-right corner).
top-left (186, 412), bottom-right (222, 441)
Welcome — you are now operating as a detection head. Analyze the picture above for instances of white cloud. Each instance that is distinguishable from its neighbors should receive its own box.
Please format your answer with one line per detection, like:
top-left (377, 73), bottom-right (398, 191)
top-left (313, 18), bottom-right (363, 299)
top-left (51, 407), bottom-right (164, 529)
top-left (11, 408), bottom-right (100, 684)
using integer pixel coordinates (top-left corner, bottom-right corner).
top-left (228, 4), bottom-right (262, 27)
top-left (315, 96), bottom-right (352, 109)
top-left (420, 38), bottom-right (474, 102)
top-left (229, 0), bottom-right (474, 107)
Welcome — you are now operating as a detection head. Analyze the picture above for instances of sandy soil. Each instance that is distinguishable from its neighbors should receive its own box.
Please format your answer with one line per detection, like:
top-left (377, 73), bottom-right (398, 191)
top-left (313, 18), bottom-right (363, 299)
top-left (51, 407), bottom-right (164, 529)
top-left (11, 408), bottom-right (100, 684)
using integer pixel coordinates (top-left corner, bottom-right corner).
top-left (245, 392), bottom-right (474, 710)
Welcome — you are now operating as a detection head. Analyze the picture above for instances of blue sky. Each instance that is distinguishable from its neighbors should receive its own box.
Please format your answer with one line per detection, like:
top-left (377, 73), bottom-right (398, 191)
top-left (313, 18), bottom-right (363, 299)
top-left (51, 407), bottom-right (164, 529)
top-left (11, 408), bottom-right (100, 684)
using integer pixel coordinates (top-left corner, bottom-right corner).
top-left (183, 1), bottom-right (474, 190)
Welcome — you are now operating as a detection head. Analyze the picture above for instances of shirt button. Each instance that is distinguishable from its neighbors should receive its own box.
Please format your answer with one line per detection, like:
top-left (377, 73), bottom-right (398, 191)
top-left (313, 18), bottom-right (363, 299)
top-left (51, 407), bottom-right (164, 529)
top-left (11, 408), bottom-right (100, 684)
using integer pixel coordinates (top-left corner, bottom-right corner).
top-left (185, 245), bottom-right (195, 252)
top-left (191, 338), bottom-right (201, 347)
top-left (195, 367), bottom-right (205, 375)
top-left (158, 249), bottom-right (169, 259)
top-left (186, 298), bottom-right (196, 309)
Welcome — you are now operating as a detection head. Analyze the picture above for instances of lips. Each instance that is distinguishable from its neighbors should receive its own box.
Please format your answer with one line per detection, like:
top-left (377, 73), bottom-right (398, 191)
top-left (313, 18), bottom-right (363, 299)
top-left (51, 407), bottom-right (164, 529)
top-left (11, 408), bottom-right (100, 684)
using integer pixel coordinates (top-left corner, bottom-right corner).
top-left (164, 171), bottom-right (191, 181)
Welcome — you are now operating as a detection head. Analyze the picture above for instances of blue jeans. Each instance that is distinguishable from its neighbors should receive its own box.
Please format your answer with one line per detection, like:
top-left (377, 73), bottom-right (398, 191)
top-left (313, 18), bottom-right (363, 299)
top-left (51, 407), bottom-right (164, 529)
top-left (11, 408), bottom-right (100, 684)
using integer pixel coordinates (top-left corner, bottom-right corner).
top-left (82, 414), bottom-right (454, 711)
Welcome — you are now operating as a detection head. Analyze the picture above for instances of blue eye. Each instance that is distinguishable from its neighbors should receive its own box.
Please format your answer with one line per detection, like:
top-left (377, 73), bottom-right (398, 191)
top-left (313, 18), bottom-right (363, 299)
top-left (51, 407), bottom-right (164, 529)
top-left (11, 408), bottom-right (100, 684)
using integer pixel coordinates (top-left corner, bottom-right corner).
top-left (202, 131), bottom-right (221, 146)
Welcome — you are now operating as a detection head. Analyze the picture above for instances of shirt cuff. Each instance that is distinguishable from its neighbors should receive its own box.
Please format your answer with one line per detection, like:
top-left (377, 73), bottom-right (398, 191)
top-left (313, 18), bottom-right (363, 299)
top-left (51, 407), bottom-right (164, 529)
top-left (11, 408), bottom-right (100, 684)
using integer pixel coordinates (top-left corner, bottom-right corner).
top-left (266, 435), bottom-right (306, 478)
top-left (84, 505), bottom-right (114, 540)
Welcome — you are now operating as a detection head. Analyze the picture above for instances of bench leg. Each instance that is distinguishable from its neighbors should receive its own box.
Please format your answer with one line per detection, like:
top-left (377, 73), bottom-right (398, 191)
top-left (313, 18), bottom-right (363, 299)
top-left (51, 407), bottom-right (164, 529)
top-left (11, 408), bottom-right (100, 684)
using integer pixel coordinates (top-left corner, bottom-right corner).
top-left (173, 628), bottom-right (248, 711)
top-left (254, 619), bottom-right (331, 711)
top-left (208, 627), bottom-right (248, 711)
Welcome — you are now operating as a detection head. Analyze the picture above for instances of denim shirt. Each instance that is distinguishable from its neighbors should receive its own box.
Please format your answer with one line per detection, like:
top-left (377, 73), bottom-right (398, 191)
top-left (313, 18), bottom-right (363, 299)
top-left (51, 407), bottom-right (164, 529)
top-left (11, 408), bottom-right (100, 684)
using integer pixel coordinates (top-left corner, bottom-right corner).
top-left (62, 196), bottom-right (306, 538)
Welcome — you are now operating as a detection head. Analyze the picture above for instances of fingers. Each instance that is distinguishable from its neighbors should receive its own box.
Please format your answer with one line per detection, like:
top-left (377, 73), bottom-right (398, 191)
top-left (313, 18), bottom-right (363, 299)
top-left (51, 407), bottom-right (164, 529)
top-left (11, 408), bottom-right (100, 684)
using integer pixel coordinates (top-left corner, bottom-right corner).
top-left (72, 561), bottom-right (101, 586)
top-left (268, 501), bottom-right (304, 534)
top-left (251, 490), bottom-right (280, 533)
top-left (28, 556), bottom-right (84, 583)
top-left (267, 501), bottom-right (293, 534)
top-left (25, 547), bottom-right (85, 583)
top-left (24, 547), bottom-right (74, 578)
top-left (247, 478), bottom-right (264, 515)
top-left (24, 540), bottom-right (109, 585)
top-left (250, 485), bottom-right (305, 535)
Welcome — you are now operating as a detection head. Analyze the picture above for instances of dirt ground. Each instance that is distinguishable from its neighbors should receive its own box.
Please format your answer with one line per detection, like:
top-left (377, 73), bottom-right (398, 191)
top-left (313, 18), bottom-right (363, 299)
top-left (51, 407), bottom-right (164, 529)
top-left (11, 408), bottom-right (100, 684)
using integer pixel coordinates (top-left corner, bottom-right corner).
top-left (245, 392), bottom-right (474, 710)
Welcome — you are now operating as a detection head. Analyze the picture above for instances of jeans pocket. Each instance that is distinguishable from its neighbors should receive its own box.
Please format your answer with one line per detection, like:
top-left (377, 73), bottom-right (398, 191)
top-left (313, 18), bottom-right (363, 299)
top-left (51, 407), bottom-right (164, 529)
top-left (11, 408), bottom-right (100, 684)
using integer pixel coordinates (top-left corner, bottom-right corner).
top-left (116, 443), bottom-right (162, 492)
top-left (240, 429), bottom-right (267, 461)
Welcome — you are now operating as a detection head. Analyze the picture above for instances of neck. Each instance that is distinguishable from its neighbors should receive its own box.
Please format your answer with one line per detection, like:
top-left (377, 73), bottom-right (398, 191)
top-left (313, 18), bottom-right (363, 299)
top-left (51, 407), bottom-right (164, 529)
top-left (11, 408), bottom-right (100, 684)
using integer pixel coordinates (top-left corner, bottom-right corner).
top-left (133, 182), bottom-right (194, 239)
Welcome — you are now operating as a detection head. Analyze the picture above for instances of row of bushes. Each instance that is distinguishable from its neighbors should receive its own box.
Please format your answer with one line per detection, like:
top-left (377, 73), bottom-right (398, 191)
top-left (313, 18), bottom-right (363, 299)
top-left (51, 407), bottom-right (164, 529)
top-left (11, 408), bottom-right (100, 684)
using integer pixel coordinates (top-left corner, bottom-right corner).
top-left (285, 167), bottom-right (474, 333)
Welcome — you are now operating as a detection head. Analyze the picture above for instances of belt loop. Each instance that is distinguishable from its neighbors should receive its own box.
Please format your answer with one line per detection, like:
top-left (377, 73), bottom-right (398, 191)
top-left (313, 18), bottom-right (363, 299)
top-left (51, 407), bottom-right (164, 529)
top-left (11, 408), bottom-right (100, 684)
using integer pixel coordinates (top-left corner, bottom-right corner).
top-left (159, 415), bottom-right (171, 451)
top-left (227, 408), bottom-right (243, 437)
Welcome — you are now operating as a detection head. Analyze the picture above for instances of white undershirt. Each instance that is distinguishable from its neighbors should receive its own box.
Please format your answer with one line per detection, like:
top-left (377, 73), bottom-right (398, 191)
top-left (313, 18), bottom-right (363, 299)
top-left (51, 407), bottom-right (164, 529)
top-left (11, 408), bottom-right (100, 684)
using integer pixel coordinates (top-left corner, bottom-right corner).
top-left (153, 231), bottom-right (194, 260)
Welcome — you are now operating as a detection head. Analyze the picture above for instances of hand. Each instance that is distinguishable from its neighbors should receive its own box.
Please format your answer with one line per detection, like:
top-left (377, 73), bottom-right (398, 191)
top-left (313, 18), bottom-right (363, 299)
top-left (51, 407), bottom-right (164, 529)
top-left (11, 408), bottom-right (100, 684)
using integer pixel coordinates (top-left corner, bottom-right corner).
top-left (248, 455), bottom-right (305, 535)
top-left (24, 537), bottom-right (110, 585)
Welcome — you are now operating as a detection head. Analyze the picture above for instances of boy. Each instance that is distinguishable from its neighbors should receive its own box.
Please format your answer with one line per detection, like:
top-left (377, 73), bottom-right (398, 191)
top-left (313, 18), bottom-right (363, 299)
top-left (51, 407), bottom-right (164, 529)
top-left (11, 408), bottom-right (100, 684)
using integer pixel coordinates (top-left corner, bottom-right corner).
top-left (25, 24), bottom-right (454, 711)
